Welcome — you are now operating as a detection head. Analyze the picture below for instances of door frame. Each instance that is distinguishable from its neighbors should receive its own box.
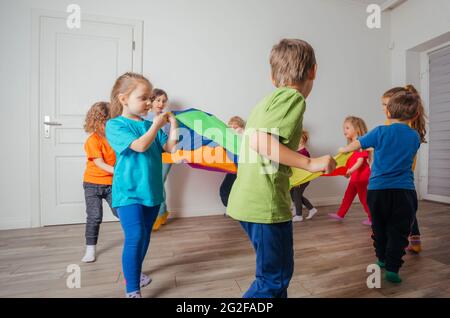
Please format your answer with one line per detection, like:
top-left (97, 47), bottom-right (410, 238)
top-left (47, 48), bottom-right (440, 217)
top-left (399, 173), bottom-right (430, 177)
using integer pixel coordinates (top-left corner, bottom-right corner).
top-left (30, 9), bottom-right (143, 227)
top-left (418, 40), bottom-right (450, 204)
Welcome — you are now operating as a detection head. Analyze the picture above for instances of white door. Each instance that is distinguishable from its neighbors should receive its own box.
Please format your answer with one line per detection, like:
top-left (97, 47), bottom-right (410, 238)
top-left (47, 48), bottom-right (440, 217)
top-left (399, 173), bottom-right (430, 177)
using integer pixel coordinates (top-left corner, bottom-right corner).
top-left (39, 15), bottom-right (141, 225)
top-left (420, 44), bottom-right (450, 204)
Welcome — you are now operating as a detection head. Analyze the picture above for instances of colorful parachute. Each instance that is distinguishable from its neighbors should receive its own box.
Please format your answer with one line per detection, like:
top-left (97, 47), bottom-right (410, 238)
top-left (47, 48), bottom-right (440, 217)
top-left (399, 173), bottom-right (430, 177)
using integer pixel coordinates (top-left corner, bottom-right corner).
top-left (162, 108), bottom-right (351, 186)
top-left (162, 109), bottom-right (240, 174)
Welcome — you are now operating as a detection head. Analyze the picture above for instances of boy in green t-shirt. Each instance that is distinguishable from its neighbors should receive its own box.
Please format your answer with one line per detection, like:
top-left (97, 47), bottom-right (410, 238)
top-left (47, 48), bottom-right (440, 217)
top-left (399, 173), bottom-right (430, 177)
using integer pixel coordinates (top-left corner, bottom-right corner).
top-left (227, 39), bottom-right (336, 298)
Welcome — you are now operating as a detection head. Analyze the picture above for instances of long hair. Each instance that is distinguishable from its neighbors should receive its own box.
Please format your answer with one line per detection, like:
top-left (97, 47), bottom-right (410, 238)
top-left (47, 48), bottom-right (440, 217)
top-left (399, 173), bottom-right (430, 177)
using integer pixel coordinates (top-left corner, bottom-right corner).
top-left (383, 85), bottom-right (427, 143)
top-left (110, 72), bottom-right (153, 118)
top-left (84, 102), bottom-right (110, 136)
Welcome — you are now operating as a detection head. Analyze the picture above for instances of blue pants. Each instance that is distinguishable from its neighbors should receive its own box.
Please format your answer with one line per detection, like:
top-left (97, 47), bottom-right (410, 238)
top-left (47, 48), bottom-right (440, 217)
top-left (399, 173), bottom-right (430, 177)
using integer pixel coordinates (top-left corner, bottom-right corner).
top-left (117, 204), bottom-right (160, 293)
top-left (240, 221), bottom-right (294, 298)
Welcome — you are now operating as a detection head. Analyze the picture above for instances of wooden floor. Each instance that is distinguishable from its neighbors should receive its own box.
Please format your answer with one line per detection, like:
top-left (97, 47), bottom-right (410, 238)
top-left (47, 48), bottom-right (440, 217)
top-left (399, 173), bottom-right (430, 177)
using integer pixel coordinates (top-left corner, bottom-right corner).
top-left (0, 201), bottom-right (449, 298)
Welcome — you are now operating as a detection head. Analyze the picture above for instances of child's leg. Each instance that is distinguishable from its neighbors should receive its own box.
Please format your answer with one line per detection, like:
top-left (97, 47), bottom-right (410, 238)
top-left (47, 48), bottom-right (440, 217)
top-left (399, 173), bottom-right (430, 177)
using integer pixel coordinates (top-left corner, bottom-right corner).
top-left (385, 190), bottom-right (417, 274)
top-left (83, 183), bottom-right (103, 246)
top-left (240, 221), bottom-right (294, 298)
top-left (298, 182), bottom-right (314, 210)
top-left (356, 181), bottom-right (371, 221)
top-left (104, 185), bottom-right (118, 218)
top-left (140, 205), bottom-right (160, 264)
top-left (117, 204), bottom-right (147, 293)
top-left (411, 216), bottom-right (420, 236)
top-left (367, 190), bottom-right (388, 263)
top-left (336, 182), bottom-right (358, 218)
top-left (154, 164), bottom-right (172, 230)
top-left (407, 216), bottom-right (422, 253)
top-left (289, 187), bottom-right (303, 216)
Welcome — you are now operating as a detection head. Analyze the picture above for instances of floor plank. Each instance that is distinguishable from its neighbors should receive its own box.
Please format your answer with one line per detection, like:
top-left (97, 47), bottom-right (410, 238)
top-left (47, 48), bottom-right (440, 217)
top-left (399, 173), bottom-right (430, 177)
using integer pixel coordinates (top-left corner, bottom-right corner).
top-left (0, 200), bottom-right (448, 298)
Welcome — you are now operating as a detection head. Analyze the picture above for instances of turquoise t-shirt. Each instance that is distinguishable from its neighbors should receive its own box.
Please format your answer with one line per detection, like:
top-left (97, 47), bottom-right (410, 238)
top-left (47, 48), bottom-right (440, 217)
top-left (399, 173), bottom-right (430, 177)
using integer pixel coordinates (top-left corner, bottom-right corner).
top-left (105, 116), bottom-right (168, 208)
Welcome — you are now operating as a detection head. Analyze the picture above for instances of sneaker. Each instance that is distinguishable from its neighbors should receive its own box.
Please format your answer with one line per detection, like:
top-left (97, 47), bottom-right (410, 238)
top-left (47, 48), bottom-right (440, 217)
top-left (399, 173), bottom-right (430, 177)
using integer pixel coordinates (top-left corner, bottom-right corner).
top-left (385, 271), bottom-right (402, 283)
top-left (161, 211), bottom-right (169, 225)
top-left (126, 291), bottom-right (142, 298)
top-left (306, 208), bottom-right (318, 220)
top-left (140, 273), bottom-right (152, 288)
top-left (362, 219), bottom-right (372, 226)
top-left (292, 215), bottom-right (304, 222)
top-left (328, 213), bottom-right (344, 221)
top-left (376, 260), bottom-right (385, 268)
top-left (406, 235), bottom-right (422, 253)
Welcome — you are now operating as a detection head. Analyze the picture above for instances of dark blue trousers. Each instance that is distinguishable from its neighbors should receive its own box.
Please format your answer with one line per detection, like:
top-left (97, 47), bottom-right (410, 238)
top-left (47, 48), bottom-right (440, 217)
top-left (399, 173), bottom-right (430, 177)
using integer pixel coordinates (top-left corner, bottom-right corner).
top-left (240, 221), bottom-right (294, 298)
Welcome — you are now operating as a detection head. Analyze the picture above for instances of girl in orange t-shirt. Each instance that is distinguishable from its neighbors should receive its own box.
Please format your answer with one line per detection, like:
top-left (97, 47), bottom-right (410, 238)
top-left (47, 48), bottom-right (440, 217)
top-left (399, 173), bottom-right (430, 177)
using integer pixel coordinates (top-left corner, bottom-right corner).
top-left (82, 102), bottom-right (117, 263)
top-left (329, 116), bottom-right (372, 225)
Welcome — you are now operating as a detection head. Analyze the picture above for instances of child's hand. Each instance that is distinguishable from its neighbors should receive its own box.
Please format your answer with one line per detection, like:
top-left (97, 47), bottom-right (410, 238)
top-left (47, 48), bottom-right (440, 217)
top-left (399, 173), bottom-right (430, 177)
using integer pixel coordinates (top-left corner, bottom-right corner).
top-left (338, 147), bottom-right (348, 154)
top-left (310, 155), bottom-right (336, 174)
top-left (153, 113), bottom-right (169, 129)
top-left (167, 112), bottom-right (177, 125)
top-left (345, 170), bottom-right (352, 178)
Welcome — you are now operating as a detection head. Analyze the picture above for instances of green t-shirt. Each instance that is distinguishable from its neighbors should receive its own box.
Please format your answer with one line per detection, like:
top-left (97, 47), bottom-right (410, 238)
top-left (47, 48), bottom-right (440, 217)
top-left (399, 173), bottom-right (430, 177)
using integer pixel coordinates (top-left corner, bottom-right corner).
top-left (227, 87), bottom-right (306, 223)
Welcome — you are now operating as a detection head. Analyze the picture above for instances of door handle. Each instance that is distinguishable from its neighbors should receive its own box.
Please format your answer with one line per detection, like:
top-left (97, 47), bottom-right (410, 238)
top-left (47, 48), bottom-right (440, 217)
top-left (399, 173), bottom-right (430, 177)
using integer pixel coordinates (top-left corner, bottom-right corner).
top-left (43, 121), bottom-right (62, 126)
top-left (44, 115), bottom-right (62, 138)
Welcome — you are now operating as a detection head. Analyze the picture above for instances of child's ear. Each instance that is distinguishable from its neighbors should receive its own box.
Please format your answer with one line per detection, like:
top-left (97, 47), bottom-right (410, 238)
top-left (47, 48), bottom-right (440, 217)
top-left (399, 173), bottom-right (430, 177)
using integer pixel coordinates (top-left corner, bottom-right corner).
top-left (308, 64), bottom-right (318, 81)
top-left (118, 93), bottom-right (128, 106)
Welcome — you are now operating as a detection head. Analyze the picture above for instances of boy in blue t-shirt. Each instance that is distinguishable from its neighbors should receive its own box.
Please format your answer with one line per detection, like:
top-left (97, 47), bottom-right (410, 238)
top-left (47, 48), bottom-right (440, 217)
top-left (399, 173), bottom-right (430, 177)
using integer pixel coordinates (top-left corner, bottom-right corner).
top-left (339, 91), bottom-right (422, 284)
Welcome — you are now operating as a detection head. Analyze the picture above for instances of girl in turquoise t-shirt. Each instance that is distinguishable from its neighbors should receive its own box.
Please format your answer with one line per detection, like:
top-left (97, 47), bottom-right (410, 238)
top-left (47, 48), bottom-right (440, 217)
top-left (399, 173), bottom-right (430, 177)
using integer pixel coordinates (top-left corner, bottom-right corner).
top-left (105, 72), bottom-right (178, 298)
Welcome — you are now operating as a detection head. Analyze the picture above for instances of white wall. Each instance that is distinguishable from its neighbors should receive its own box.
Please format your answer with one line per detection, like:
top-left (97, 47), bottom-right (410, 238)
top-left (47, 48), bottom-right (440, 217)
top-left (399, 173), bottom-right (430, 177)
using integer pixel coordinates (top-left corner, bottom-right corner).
top-left (389, 0), bottom-right (450, 197)
top-left (0, 0), bottom-right (391, 229)
top-left (390, 0), bottom-right (450, 85)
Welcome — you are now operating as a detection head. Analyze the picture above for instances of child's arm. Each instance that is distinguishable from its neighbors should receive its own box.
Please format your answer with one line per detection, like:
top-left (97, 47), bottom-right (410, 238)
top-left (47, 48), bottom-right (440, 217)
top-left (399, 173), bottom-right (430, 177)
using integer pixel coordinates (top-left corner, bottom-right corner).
top-left (249, 131), bottom-right (336, 173)
top-left (346, 158), bottom-right (363, 177)
top-left (163, 113), bottom-right (178, 153)
top-left (339, 140), bottom-right (362, 154)
top-left (130, 113), bottom-right (168, 153)
top-left (93, 158), bottom-right (114, 174)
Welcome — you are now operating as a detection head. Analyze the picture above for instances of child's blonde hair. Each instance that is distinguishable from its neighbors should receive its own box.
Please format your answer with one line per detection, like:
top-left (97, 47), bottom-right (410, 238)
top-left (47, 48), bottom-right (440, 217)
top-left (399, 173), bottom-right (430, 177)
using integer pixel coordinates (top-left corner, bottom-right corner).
top-left (344, 116), bottom-right (368, 144)
top-left (270, 39), bottom-right (316, 87)
top-left (84, 102), bottom-right (111, 136)
top-left (383, 85), bottom-right (427, 143)
top-left (110, 72), bottom-right (153, 118)
top-left (228, 116), bottom-right (246, 129)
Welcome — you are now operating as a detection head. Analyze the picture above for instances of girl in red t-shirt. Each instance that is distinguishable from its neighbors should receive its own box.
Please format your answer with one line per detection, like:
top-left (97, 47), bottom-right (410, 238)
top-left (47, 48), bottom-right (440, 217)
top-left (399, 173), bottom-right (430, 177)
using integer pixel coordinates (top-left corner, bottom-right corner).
top-left (329, 116), bottom-right (372, 225)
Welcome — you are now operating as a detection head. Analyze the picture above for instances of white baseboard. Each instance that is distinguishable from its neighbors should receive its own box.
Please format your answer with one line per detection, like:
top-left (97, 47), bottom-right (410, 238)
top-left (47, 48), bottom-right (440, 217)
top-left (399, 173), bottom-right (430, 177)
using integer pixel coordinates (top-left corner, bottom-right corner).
top-left (0, 217), bottom-right (31, 230)
top-left (168, 196), bottom-right (345, 219)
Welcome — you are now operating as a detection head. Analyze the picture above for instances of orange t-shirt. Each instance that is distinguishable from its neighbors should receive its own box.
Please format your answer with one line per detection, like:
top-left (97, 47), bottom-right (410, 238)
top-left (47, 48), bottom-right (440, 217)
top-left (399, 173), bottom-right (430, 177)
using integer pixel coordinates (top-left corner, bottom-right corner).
top-left (83, 133), bottom-right (116, 185)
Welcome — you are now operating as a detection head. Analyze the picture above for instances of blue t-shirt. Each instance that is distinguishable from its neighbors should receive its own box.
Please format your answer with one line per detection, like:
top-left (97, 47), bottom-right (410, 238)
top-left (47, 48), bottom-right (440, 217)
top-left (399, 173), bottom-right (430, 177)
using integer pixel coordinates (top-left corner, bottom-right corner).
top-left (105, 116), bottom-right (168, 208)
top-left (358, 123), bottom-right (420, 190)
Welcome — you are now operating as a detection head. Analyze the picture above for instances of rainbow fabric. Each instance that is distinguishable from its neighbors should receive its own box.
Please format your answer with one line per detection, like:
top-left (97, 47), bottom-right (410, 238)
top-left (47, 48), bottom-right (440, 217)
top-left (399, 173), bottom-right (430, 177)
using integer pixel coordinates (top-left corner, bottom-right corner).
top-left (163, 108), bottom-right (351, 186)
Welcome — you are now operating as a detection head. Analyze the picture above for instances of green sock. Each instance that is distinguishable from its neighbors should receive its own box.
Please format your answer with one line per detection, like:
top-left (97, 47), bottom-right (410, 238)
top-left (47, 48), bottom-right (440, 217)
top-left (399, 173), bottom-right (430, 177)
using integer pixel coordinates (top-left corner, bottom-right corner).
top-left (377, 260), bottom-right (385, 268)
top-left (385, 271), bottom-right (402, 283)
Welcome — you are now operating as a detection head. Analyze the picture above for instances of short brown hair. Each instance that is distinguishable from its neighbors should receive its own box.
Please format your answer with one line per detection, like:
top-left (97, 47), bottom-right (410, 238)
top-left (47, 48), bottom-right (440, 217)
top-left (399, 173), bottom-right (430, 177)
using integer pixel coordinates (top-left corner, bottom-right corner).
top-left (151, 88), bottom-right (168, 102)
top-left (270, 39), bottom-right (316, 87)
top-left (84, 102), bottom-right (110, 136)
top-left (228, 116), bottom-right (246, 129)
